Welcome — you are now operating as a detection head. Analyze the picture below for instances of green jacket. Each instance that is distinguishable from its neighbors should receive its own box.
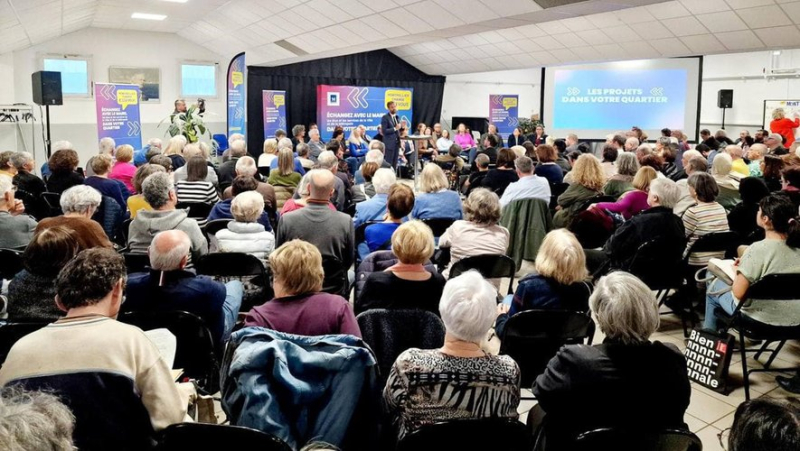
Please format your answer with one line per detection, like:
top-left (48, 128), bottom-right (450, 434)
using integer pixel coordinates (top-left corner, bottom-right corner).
top-left (603, 177), bottom-right (634, 200)
top-left (500, 197), bottom-right (553, 269)
top-left (553, 184), bottom-right (601, 229)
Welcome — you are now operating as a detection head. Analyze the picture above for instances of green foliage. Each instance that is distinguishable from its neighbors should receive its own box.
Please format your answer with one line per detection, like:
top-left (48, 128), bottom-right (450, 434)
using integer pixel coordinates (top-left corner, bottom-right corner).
top-left (159, 104), bottom-right (211, 143)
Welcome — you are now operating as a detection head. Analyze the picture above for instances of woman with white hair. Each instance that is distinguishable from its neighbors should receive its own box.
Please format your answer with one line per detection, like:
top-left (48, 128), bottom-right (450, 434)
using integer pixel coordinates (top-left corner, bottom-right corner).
top-left (533, 271), bottom-right (691, 448)
top-left (384, 271), bottom-right (521, 440)
top-left (711, 152), bottom-right (742, 210)
top-left (411, 164), bottom-right (463, 220)
top-left (258, 138), bottom-right (279, 168)
top-left (163, 135), bottom-right (187, 170)
top-left (0, 388), bottom-right (75, 451)
top-left (215, 191), bottom-right (275, 262)
top-left (36, 184), bottom-right (113, 249)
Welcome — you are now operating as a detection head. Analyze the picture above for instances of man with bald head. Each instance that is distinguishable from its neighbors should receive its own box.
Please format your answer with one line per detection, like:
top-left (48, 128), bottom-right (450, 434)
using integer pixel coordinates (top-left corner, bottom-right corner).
top-left (277, 169), bottom-right (354, 271)
top-left (124, 230), bottom-right (243, 345)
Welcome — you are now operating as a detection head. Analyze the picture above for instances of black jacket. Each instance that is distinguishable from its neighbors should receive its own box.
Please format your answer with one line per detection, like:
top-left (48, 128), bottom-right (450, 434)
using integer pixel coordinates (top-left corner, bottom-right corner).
top-left (603, 206), bottom-right (685, 274)
top-left (534, 340), bottom-right (690, 449)
top-left (507, 135), bottom-right (525, 148)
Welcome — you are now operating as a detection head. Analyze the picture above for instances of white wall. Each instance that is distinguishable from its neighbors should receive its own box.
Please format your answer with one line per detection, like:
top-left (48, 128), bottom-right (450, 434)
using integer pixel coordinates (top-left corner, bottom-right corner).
top-left (441, 50), bottom-right (800, 139)
top-left (1, 27), bottom-right (227, 166)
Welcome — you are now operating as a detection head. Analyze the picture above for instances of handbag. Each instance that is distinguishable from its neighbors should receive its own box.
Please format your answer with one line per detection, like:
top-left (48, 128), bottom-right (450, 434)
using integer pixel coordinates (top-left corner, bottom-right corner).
top-left (684, 328), bottom-right (735, 394)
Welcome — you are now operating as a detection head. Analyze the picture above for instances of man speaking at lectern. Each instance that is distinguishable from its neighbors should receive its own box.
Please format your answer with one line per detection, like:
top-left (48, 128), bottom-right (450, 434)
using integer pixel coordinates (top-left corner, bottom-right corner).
top-left (381, 101), bottom-right (404, 169)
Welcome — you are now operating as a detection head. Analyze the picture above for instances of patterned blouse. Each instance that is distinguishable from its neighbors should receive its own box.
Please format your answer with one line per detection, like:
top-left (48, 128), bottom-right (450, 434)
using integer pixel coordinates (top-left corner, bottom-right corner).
top-left (384, 348), bottom-right (521, 438)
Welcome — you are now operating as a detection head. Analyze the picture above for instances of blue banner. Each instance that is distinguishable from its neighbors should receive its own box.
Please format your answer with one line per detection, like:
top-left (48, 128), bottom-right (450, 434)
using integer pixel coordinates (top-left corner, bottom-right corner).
top-left (490, 94), bottom-right (519, 138)
top-left (263, 90), bottom-right (287, 138)
top-left (94, 83), bottom-right (142, 149)
top-left (316, 85), bottom-right (413, 141)
top-left (227, 52), bottom-right (246, 138)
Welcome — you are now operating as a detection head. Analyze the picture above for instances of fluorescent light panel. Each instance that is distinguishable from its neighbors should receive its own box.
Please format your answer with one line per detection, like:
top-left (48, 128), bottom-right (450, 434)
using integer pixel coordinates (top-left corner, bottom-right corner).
top-left (131, 13), bottom-right (167, 21)
top-left (160, 0), bottom-right (189, 3)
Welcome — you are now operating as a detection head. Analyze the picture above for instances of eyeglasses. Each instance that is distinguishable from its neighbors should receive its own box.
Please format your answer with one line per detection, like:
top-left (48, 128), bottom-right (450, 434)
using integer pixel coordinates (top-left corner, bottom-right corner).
top-left (717, 427), bottom-right (730, 450)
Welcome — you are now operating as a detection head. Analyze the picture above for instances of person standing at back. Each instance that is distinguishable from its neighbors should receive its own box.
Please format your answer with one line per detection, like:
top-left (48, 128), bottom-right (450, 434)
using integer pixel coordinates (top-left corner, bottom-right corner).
top-left (381, 101), bottom-right (403, 169)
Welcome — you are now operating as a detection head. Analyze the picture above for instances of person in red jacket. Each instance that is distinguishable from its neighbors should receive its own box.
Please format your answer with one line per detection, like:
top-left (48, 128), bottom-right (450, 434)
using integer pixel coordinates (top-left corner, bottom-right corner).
top-left (769, 108), bottom-right (800, 147)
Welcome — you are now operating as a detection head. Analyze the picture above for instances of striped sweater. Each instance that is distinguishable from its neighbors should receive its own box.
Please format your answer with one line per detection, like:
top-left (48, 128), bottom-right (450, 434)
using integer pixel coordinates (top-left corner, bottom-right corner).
top-left (682, 201), bottom-right (730, 266)
top-left (175, 180), bottom-right (219, 205)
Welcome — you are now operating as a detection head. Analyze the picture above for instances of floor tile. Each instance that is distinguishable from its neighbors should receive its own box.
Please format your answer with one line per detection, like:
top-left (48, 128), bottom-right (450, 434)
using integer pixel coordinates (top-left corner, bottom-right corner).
top-left (686, 388), bottom-right (738, 424)
top-left (711, 411), bottom-right (735, 431)
top-left (695, 424), bottom-right (724, 451)
top-left (684, 413), bottom-right (707, 433)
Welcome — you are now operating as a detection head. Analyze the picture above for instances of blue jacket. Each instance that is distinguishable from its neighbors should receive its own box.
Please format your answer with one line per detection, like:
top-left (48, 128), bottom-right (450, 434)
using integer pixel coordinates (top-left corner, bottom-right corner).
top-left (221, 328), bottom-right (379, 449)
top-left (133, 145), bottom-right (150, 166)
top-left (207, 199), bottom-right (272, 232)
top-left (269, 157), bottom-right (307, 175)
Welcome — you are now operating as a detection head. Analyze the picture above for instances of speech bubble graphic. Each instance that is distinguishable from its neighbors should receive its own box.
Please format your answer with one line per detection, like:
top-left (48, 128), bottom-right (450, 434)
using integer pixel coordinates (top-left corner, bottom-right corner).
top-left (232, 71), bottom-right (244, 88)
top-left (502, 97), bottom-right (518, 110)
top-left (274, 94), bottom-right (285, 108)
top-left (117, 89), bottom-right (138, 110)
top-left (385, 90), bottom-right (411, 110)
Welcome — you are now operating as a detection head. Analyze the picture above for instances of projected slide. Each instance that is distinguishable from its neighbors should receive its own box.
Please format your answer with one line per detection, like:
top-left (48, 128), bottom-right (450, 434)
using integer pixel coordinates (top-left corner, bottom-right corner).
top-left (317, 85), bottom-right (413, 141)
top-left (542, 58), bottom-right (701, 141)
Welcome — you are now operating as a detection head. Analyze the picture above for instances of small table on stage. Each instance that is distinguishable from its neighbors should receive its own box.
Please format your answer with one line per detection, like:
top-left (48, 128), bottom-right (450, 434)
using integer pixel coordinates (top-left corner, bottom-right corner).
top-left (406, 134), bottom-right (432, 190)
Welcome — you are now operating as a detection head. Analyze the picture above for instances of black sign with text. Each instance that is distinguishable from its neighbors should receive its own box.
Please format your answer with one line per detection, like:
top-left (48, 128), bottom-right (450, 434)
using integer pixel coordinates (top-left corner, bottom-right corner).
top-left (684, 329), bottom-right (735, 393)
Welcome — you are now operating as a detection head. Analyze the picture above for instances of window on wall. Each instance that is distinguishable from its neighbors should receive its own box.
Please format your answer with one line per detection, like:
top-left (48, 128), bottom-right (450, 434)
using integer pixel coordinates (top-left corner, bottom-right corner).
top-left (42, 55), bottom-right (91, 96)
top-left (180, 62), bottom-right (217, 98)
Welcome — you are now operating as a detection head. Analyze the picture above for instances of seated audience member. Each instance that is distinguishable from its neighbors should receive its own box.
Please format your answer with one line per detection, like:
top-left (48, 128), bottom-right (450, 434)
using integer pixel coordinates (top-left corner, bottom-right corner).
top-left (221, 156), bottom-right (277, 211)
top-left (747, 144), bottom-right (766, 177)
top-left (172, 143), bottom-right (218, 185)
top-left (268, 148), bottom-right (302, 188)
top-left (603, 151), bottom-right (639, 198)
top-left (352, 162), bottom-right (379, 203)
top-left (712, 152), bottom-right (742, 210)
top-left (244, 239), bottom-right (360, 336)
top-left (727, 398), bottom-right (800, 451)
top-left (0, 248), bottom-right (187, 449)
top-left (766, 133), bottom-right (789, 156)
top-left (269, 140), bottom-right (307, 175)
top-left (639, 153), bottom-right (664, 177)
top-left (534, 144), bottom-right (564, 184)
top-left (347, 127), bottom-right (369, 173)
top-left (592, 178), bottom-right (684, 274)
top-left (358, 184), bottom-right (415, 260)
top-left (464, 153), bottom-right (491, 195)
top-left (533, 272), bottom-right (690, 448)
top-left (495, 229), bottom-right (591, 338)
top-left (675, 155), bottom-right (708, 217)
top-left (727, 145), bottom-right (750, 176)
top-left (125, 230), bottom-right (243, 345)
top-left (127, 164), bottom-right (166, 218)
top-left (109, 145), bottom-right (137, 193)
top-left (84, 138), bottom-right (115, 177)
top-left (277, 169), bottom-right (354, 270)
top-left (10, 152), bottom-right (46, 219)
top-left (258, 138), bottom-right (279, 168)
top-left (478, 148), bottom-right (519, 196)
top-left (163, 135), bottom-right (187, 171)
top-left (670, 147), bottom-right (701, 182)
top-left (384, 271), bottom-right (521, 439)
top-left (439, 189), bottom-right (509, 278)
top-left (782, 166), bottom-right (800, 208)
top-left (591, 166), bottom-right (656, 220)
top-left (598, 145), bottom-right (618, 180)
top-left (7, 227), bottom-right (79, 321)
top-left (135, 138), bottom-right (162, 166)
top-left (149, 154), bottom-right (173, 173)
top-left (704, 193), bottom-right (800, 331)
top-left (355, 148), bottom-right (390, 184)
top-left (761, 154), bottom-right (785, 192)
top-left (36, 185), bottom-right (112, 249)
top-left (216, 191), bottom-right (275, 262)
top-left (128, 172), bottom-right (208, 260)
top-left (208, 176), bottom-right (273, 231)
top-left (45, 149), bottom-right (84, 194)
top-left (683, 172), bottom-right (730, 266)
top-left (0, 387), bottom-right (75, 451)
top-left (315, 151), bottom-right (349, 211)
top-left (358, 220), bottom-right (445, 314)
top-left (174, 156), bottom-right (220, 205)
top-left (218, 139), bottom-right (246, 185)
top-left (83, 154), bottom-right (130, 211)
top-left (354, 168), bottom-right (396, 227)
top-left (435, 143), bottom-right (466, 174)
top-left (728, 177), bottom-right (771, 241)
top-left (500, 156), bottom-right (551, 208)
top-left (474, 133), bottom-right (499, 167)
top-left (296, 143), bottom-right (315, 170)
top-left (0, 151), bottom-right (16, 178)
top-left (0, 175), bottom-right (36, 249)
top-left (412, 164), bottom-right (464, 220)
top-left (553, 154), bottom-right (605, 229)
top-left (281, 172), bottom-right (336, 215)
top-left (307, 129), bottom-right (326, 162)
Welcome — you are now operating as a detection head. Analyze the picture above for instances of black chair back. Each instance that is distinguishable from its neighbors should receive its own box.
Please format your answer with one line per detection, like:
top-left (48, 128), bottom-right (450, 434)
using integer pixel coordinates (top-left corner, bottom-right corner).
top-left (40, 192), bottom-right (62, 217)
top-left (449, 254), bottom-right (516, 295)
top-left (574, 428), bottom-right (702, 451)
top-left (0, 248), bottom-right (24, 280)
top-left (159, 423), bottom-right (292, 451)
top-left (118, 218), bottom-right (134, 247)
top-left (176, 202), bottom-right (214, 219)
top-left (355, 221), bottom-right (382, 246)
top-left (627, 238), bottom-right (685, 290)
top-left (257, 166), bottom-right (271, 178)
top-left (322, 255), bottom-right (348, 297)
top-left (0, 322), bottom-right (49, 364)
top-left (202, 218), bottom-right (233, 242)
top-left (195, 252), bottom-right (266, 278)
top-left (123, 252), bottom-right (150, 274)
top-left (499, 309), bottom-right (595, 388)
top-left (118, 310), bottom-right (218, 390)
top-left (745, 273), bottom-right (800, 301)
top-left (550, 182), bottom-right (569, 210)
top-left (420, 218), bottom-right (455, 237)
top-left (397, 418), bottom-right (531, 451)
top-left (686, 231), bottom-right (740, 260)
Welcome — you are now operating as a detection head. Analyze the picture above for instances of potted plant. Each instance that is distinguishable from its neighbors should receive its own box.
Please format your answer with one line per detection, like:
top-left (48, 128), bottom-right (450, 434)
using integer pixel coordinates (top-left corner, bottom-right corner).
top-left (159, 103), bottom-right (211, 143)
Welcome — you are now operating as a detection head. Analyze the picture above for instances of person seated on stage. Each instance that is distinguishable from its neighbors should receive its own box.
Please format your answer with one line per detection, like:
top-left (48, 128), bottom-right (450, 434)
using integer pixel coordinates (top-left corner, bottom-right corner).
top-left (45, 149), bottom-right (84, 195)
top-left (358, 219), bottom-right (445, 315)
top-left (174, 156), bottom-right (220, 206)
top-left (0, 248), bottom-right (188, 450)
top-left (208, 176), bottom-right (273, 232)
top-left (495, 229), bottom-right (592, 338)
top-left (0, 387), bottom-right (76, 451)
top-left (704, 193), bottom-right (800, 331)
top-left (476, 148), bottom-right (519, 197)
top-left (602, 152), bottom-right (639, 199)
top-left (500, 155), bottom-right (551, 208)
top-left (346, 126), bottom-right (370, 175)
top-left (354, 168), bottom-right (396, 227)
top-left (216, 191), bottom-right (275, 263)
top-left (533, 272), bottom-right (690, 449)
top-left (358, 184), bottom-right (414, 261)
top-left (464, 153), bottom-right (491, 195)
top-left (244, 239), bottom-right (361, 337)
top-left (125, 230), bottom-right (244, 345)
top-left (109, 145), bottom-right (137, 193)
top-left (727, 398), bottom-right (800, 451)
top-left (0, 174), bottom-right (37, 250)
top-left (411, 164), bottom-right (463, 221)
top-left (83, 153), bottom-right (130, 212)
top-left (384, 270), bottom-right (520, 440)
top-left (127, 164), bottom-right (166, 219)
top-left (590, 166), bottom-right (657, 220)
top-left (436, 129), bottom-right (454, 153)
top-left (36, 185), bottom-right (113, 250)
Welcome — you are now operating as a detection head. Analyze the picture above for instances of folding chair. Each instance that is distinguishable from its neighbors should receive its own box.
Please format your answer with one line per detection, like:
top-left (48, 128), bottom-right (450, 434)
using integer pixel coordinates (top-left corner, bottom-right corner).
top-left (194, 253), bottom-right (270, 312)
top-left (0, 248), bottom-right (24, 280)
top-left (159, 422), bottom-right (291, 451)
top-left (122, 252), bottom-right (150, 274)
top-left (40, 192), bottom-right (62, 217)
top-left (176, 202), bottom-right (214, 220)
top-left (449, 254), bottom-right (516, 295)
top-left (420, 218), bottom-right (455, 238)
top-left (574, 428), bottom-right (702, 451)
top-left (397, 418), bottom-right (531, 451)
top-left (321, 255), bottom-right (348, 298)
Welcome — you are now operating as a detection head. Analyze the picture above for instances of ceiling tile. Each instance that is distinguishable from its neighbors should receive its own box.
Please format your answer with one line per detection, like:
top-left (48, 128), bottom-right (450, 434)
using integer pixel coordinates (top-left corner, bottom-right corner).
top-left (533, 34), bottom-right (565, 50)
top-left (679, 0), bottom-right (731, 14)
top-left (696, 11), bottom-right (749, 32)
top-left (551, 32), bottom-right (587, 48)
top-left (738, 5), bottom-right (794, 28)
top-left (560, 16), bottom-right (595, 32)
top-left (754, 24), bottom-right (800, 46)
top-left (577, 29), bottom-right (614, 45)
top-left (679, 34), bottom-right (727, 53)
top-left (662, 16), bottom-right (709, 36)
top-left (716, 29), bottom-right (765, 50)
top-left (618, 40), bottom-right (659, 58)
top-left (516, 23), bottom-right (547, 38)
top-left (724, 0), bottom-right (775, 8)
top-left (782, 2), bottom-right (800, 24)
top-left (648, 36), bottom-right (693, 55)
top-left (606, 25), bottom-right (641, 43)
top-left (629, 21), bottom-right (674, 40)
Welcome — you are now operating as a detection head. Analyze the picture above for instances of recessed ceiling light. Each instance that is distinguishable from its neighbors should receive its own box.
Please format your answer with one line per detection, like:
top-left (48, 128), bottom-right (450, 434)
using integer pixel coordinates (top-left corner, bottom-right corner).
top-left (131, 13), bottom-right (167, 21)
top-left (774, 51), bottom-right (782, 56)
top-left (161, 0), bottom-right (189, 3)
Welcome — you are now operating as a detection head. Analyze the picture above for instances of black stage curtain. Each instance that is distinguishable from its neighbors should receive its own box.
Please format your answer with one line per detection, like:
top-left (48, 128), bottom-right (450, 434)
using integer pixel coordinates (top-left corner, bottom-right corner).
top-left (246, 49), bottom-right (446, 155)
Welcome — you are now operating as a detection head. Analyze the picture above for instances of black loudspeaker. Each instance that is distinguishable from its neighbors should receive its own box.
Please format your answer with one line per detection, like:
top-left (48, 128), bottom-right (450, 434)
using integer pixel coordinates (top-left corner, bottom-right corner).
top-left (718, 89), bottom-right (733, 109)
top-left (32, 71), bottom-right (63, 106)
